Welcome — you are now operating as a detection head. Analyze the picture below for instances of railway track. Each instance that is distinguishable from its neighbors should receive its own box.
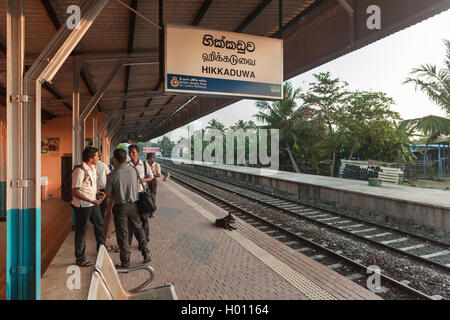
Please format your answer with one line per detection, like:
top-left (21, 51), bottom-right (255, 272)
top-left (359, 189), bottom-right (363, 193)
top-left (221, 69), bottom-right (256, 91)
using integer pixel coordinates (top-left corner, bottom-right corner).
top-left (161, 162), bottom-right (450, 273)
top-left (160, 163), bottom-right (445, 300)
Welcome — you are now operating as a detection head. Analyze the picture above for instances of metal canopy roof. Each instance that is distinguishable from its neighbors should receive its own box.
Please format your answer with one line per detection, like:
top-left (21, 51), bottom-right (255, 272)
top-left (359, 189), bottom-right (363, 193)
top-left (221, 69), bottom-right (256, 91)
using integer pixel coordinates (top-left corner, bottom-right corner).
top-left (1, 0), bottom-right (450, 142)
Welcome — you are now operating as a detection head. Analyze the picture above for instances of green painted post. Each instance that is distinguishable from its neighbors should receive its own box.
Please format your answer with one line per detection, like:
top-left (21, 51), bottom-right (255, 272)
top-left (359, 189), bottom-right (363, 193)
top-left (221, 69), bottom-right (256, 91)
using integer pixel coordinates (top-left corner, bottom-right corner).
top-left (6, 208), bottom-right (41, 299)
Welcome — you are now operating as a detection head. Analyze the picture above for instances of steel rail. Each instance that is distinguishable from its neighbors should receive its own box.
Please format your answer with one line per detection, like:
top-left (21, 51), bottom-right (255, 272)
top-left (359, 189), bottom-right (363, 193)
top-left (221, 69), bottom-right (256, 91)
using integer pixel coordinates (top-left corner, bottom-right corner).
top-left (163, 168), bottom-right (435, 300)
top-left (161, 162), bottom-right (450, 273)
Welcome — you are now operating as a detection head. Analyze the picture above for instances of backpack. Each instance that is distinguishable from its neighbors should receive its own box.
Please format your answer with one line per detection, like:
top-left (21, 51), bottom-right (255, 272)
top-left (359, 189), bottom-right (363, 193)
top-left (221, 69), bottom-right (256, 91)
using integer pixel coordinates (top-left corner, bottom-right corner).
top-left (61, 164), bottom-right (89, 202)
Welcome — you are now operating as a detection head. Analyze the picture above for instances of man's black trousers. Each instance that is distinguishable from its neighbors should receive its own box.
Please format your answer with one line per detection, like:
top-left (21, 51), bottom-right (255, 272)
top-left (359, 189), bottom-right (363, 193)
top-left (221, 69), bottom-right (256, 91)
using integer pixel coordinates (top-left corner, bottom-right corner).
top-left (73, 205), bottom-right (105, 263)
top-left (112, 202), bottom-right (148, 265)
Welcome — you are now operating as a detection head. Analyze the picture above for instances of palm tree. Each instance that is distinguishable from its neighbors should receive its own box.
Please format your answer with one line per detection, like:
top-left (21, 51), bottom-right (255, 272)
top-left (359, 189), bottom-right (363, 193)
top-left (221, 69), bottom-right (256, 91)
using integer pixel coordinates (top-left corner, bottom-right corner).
top-left (404, 39), bottom-right (450, 115)
top-left (206, 118), bottom-right (226, 134)
top-left (246, 120), bottom-right (257, 129)
top-left (230, 120), bottom-right (248, 130)
top-left (255, 81), bottom-right (303, 172)
top-left (400, 115), bottom-right (450, 155)
top-left (230, 120), bottom-right (257, 131)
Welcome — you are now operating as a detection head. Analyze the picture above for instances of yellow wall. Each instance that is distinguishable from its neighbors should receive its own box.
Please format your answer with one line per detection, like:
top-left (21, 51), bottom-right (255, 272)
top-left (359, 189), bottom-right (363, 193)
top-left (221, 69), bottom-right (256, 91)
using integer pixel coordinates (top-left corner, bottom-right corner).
top-left (1, 107), bottom-right (108, 198)
top-left (41, 112), bottom-right (106, 198)
top-left (41, 116), bottom-right (72, 198)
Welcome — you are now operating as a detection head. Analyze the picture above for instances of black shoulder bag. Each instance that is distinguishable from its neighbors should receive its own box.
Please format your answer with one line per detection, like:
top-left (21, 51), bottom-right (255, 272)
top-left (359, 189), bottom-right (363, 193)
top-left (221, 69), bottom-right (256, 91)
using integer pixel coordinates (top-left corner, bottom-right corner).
top-left (133, 165), bottom-right (157, 214)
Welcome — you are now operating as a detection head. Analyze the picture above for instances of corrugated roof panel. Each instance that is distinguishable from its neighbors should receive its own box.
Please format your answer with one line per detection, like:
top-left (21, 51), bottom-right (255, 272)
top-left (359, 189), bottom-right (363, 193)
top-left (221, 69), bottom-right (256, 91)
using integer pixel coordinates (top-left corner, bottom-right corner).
top-left (132, 0), bottom-right (159, 51)
top-left (200, 0), bottom-right (261, 32)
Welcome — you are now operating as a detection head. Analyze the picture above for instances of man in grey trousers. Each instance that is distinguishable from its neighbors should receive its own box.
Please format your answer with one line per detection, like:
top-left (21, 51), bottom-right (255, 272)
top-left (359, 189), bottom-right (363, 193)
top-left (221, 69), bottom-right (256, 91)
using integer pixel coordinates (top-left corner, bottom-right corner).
top-left (105, 148), bottom-right (151, 268)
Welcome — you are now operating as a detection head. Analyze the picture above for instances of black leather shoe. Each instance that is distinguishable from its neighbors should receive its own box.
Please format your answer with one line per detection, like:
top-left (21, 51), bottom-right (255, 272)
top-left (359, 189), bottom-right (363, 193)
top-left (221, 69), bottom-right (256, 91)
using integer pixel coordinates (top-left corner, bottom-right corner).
top-left (142, 249), bottom-right (151, 263)
top-left (115, 263), bottom-right (130, 270)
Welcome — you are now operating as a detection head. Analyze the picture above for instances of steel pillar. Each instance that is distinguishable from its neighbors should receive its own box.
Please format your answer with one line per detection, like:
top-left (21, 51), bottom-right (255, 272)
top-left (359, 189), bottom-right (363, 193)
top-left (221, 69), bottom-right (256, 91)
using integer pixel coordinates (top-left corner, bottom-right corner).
top-left (438, 145), bottom-right (441, 176)
top-left (6, 0), bottom-right (40, 300)
top-left (6, 0), bottom-right (110, 300)
top-left (93, 110), bottom-right (98, 148)
top-left (73, 57), bottom-right (83, 166)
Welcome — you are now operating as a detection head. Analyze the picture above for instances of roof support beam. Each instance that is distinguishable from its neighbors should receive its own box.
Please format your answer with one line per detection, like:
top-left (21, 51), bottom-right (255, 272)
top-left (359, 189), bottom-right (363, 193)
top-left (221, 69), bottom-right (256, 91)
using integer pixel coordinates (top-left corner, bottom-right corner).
top-left (80, 57), bottom-right (160, 124)
top-left (7, 0), bottom-right (110, 301)
top-left (80, 65), bottom-right (103, 112)
top-left (41, 109), bottom-right (57, 122)
top-left (42, 82), bottom-right (72, 112)
top-left (156, 0), bottom-right (164, 91)
top-left (23, 51), bottom-right (158, 65)
top-left (192, 0), bottom-right (214, 25)
top-left (80, 62), bottom-right (123, 121)
top-left (234, 0), bottom-right (272, 33)
top-left (123, 0), bottom-right (138, 116)
top-left (106, 117), bottom-right (122, 138)
top-left (104, 103), bottom-right (181, 115)
top-left (135, 95), bottom-right (175, 134)
top-left (40, 0), bottom-right (107, 113)
top-left (40, 0), bottom-right (62, 29)
top-left (42, 89), bottom-right (163, 105)
top-left (271, 0), bottom-right (326, 38)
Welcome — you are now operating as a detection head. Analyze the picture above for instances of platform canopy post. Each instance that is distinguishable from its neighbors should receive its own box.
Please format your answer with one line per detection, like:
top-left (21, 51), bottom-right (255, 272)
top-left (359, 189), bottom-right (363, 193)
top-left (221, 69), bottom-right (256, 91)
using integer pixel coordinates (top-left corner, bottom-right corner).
top-left (93, 110), bottom-right (98, 149)
top-left (73, 56), bottom-right (83, 167)
top-left (6, 0), bottom-right (111, 300)
top-left (6, 0), bottom-right (40, 300)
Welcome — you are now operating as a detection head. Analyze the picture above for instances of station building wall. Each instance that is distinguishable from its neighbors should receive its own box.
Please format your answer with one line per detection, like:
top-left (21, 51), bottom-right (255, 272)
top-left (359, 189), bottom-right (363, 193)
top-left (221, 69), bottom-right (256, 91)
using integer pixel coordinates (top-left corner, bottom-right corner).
top-left (0, 109), bottom-right (107, 201)
top-left (41, 112), bottom-right (105, 198)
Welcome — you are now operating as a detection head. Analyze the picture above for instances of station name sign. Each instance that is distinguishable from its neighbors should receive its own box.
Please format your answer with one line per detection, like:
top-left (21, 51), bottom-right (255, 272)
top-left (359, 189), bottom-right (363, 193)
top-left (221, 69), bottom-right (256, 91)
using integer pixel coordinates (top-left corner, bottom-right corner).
top-left (164, 24), bottom-right (283, 100)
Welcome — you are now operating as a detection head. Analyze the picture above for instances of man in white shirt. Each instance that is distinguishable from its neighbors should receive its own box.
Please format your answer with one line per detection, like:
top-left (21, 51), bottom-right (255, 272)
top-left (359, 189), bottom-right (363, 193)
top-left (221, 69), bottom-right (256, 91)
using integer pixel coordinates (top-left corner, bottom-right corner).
top-left (72, 147), bottom-right (107, 267)
top-left (94, 153), bottom-right (111, 219)
top-left (146, 152), bottom-right (161, 178)
top-left (128, 145), bottom-right (154, 244)
top-left (146, 152), bottom-right (160, 218)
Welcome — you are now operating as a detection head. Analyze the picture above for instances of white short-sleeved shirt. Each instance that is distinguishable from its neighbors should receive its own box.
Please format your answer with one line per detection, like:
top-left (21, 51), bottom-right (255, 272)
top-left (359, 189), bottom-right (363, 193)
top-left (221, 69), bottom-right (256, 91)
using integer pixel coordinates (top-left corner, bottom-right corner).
top-left (148, 161), bottom-right (161, 177)
top-left (71, 162), bottom-right (97, 208)
top-left (128, 159), bottom-right (153, 192)
top-left (94, 160), bottom-right (111, 190)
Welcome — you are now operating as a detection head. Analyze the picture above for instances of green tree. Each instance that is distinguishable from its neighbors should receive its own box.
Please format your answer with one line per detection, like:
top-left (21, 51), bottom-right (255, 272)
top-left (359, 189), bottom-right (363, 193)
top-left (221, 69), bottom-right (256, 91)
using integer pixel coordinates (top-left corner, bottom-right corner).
top-left (159, 136), bottom-right (173, 157)
top-left (255, 81), bottom-right (303, 172)
top-left (404, 39), bottom-right (450, 115)
top-left (339, 91), bottom-right (398, 160)
top-left (301, 72), bottom-right (350, 176)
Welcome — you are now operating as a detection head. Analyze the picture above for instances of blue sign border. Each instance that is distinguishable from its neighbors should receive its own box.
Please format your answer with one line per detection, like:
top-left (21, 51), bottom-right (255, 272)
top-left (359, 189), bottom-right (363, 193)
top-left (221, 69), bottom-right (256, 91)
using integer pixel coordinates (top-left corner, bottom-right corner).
top-left (166, 73), bottom-right (282, 98)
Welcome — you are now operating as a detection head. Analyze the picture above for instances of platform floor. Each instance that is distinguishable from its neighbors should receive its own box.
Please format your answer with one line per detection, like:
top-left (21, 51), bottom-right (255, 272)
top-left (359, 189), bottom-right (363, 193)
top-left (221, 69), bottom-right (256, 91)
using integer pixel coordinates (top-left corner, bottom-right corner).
top-left (164, 159), bottom-right (450, 210)
top-left (41, 178), bottom-right (381, 300)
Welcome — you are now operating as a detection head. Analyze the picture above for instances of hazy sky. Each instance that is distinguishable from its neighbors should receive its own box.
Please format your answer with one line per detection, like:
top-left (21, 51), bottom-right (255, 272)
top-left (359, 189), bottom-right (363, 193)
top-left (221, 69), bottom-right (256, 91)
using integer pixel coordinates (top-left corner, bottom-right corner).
top-left (155, 8), bottom-right (450, 142)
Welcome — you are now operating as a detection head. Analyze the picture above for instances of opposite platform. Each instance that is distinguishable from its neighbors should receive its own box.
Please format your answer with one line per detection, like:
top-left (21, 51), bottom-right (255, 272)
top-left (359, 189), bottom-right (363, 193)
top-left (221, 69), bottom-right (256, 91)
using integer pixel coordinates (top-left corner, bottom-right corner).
top-left (159, 158), bottom-right (450, 238)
